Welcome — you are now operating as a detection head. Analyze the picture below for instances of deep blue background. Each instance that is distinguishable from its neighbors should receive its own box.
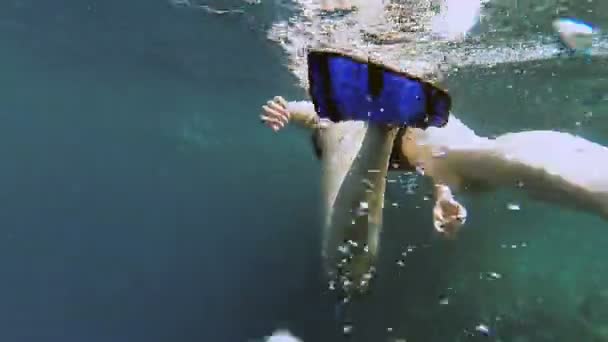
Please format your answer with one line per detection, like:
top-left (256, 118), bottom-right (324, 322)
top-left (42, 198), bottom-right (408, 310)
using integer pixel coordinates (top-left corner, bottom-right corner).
top-left (2, 1), bottom-right (608, 341)
top-left (0, 1), bottom-right (339, 341)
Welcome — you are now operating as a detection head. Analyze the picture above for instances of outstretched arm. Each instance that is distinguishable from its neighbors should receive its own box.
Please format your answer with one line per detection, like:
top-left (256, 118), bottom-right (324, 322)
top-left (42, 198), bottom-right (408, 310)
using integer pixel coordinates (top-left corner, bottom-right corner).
top-left (438, 130), bottom-right (608, 221)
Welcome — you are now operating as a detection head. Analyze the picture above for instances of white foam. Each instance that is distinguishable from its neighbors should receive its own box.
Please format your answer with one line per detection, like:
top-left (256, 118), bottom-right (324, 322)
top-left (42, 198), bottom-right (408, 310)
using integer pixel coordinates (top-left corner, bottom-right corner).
top-left (431, 0), bottom-right (483, 41)
top-left (266, 0), bottom-right (608, 88)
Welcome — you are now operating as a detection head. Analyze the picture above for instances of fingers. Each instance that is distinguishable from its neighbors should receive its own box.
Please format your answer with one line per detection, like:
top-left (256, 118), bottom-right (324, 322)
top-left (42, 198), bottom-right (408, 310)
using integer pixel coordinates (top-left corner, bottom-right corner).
top-left (274, 96), bottom-right (288, 108)
top-left (260, 115), bottom-right (282, 131)
top-left (266, 99), bottom-right (287, 114)
top-left (433, 204), bottom-right (445, 233)
top-left (261, 108), bottom-right (288, 130)
top-left (262, 104), bottom-right (288, 123)
top-left (266, 101), bottom-right (290, 125)
top-left (434, 221), bottom-right (445, 234)
top-left (260, 97), bottom-right (290, 132)
top-left (433, 199), bottom-right (466, 238)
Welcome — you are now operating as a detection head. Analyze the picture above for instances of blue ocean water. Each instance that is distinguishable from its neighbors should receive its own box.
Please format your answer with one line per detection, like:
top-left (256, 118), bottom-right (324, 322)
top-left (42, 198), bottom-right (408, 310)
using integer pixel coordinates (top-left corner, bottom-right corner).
top-left (1, 1), bottom-right (608, 341)
top-left (0, 1), bottom-right (336, 341)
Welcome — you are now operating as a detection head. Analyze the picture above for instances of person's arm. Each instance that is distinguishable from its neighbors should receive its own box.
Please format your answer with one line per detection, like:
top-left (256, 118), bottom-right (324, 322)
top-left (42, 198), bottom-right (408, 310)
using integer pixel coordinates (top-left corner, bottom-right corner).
top-left (436, 130), bottom-right (608, 222)
top-left (393, 127), bottom-right (468, 238)
top-left (260, 96), bottom-right (323, 131)
top-left (286, 100), bottom-right (321, 130)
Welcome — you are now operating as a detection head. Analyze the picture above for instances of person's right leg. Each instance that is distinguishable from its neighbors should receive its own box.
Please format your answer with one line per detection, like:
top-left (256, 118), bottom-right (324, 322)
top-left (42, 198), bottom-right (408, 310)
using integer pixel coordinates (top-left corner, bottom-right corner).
top-left (319, 121), bottom-right (397, 295)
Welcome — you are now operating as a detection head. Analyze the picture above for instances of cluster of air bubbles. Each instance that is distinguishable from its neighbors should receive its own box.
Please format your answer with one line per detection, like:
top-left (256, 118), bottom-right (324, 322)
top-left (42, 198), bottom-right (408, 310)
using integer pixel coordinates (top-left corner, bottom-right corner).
top-left (395, 244), bottom-right (419, 268)
top-left (500, 242), bottom-right (527, 249)
top-left (388, 171), bottom-right (420, 195)
top-left (404, 175), bottom-right (419, 194)
top-left (332, 239), bottom-right (375, 295)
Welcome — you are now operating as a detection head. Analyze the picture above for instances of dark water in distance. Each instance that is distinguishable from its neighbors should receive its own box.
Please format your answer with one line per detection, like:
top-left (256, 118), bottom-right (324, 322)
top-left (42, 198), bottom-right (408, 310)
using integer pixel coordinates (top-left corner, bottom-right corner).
top-left (0, 1), bottom-right (335, 341)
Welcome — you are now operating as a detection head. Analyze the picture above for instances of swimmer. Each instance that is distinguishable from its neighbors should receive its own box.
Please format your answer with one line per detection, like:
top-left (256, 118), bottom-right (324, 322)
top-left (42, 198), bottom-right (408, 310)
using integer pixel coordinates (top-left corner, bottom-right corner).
top-left (260, 96), bottom-right (608, 239)
top-left (261, 94), bottom-right (459, 296)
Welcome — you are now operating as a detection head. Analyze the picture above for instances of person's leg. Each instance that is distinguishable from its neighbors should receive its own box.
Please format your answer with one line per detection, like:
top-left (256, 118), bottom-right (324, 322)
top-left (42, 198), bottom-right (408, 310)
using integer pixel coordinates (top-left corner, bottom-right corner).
top-left (319, 121), bottom-right (397, 295)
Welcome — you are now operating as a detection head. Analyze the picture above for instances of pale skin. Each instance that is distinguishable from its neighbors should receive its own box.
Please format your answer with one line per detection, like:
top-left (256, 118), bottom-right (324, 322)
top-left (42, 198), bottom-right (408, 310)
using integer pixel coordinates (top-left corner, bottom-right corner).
top-left (320, 0), bottom-right (353, 11)
top-left (261, 96), bottom-right (467, 238)
top-left (261, 96), bottom-right (608, 237)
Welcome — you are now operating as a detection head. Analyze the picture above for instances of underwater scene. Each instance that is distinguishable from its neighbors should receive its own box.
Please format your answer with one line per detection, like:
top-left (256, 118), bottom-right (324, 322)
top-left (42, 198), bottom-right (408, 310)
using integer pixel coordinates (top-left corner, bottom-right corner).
top-left (0, 0), bottom-right (607, 341)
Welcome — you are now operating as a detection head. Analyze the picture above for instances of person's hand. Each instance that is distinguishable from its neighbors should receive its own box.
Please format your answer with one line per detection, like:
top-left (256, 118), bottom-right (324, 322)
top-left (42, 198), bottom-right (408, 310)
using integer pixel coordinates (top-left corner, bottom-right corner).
top-left (433, 188), bottom-right (467, 239)
top-left (260, 96), bottom-right (290, 132)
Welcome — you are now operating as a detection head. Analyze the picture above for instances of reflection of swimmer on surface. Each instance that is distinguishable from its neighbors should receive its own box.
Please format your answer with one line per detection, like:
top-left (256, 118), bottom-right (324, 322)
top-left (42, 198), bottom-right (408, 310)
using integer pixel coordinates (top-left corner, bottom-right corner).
top-left (261, 96), bottom-right (608, 237)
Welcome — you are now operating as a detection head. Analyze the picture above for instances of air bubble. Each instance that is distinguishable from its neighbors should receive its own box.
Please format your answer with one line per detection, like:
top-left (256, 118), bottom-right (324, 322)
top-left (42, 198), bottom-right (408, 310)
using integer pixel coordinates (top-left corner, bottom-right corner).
top-left (343, 325), bottom-right (353, 335)
top-left (362, 178), bottom-right (374, 189)
top-left (357, 201), bottom-right (369, 216)
top-left (431, 148), bottom-right (447, 158)
top-left (507, 203), bottom-right (520, 211)
top-left (482, 272), bottom-right (502, 280)
top-left (475, 324), bottom-right (490, 336)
